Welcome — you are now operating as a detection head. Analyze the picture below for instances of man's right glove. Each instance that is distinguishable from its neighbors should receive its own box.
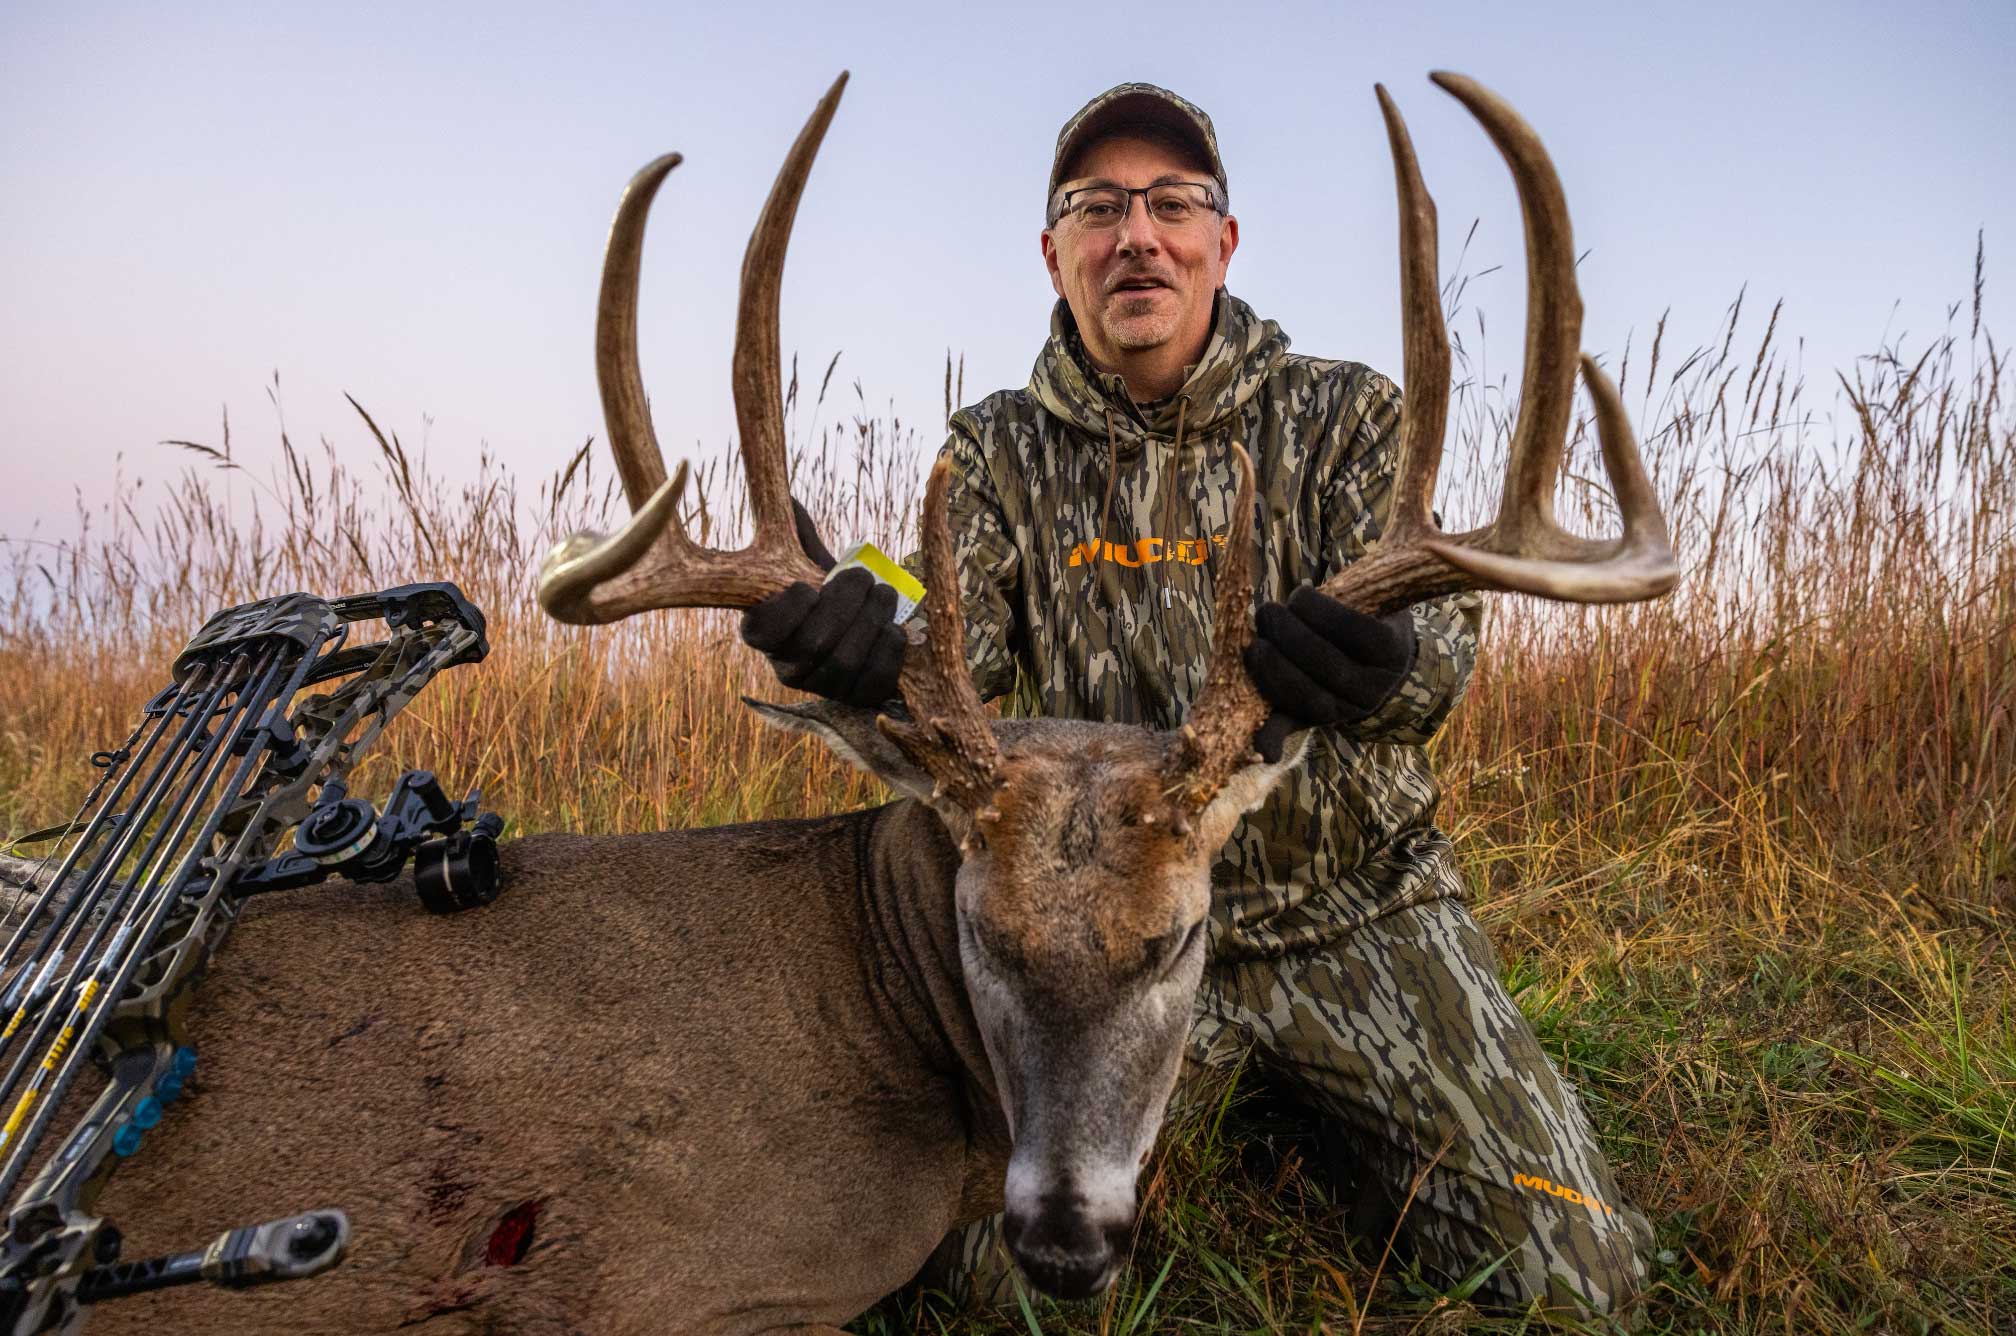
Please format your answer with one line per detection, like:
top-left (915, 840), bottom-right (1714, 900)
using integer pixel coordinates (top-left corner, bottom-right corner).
top-left (738, 501), bottom-right (907, 710)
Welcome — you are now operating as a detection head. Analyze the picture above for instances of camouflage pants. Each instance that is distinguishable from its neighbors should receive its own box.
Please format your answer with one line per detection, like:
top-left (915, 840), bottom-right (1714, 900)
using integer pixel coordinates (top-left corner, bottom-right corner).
top-left (928, 898), bottom-right (1652, 1318)
top-left (1189, 898), bottom-right (1652, 1314)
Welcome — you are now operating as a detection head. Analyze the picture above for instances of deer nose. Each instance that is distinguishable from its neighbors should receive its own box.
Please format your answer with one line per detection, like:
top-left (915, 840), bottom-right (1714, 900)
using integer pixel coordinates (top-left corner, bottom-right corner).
top-left (1003, 1189), bottom-right (1131, 1300)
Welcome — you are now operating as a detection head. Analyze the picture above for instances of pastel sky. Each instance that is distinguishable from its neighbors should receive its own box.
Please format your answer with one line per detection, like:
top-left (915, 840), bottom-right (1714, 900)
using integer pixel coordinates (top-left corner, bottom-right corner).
top-left (3, 0), bottom-right (2011, 545)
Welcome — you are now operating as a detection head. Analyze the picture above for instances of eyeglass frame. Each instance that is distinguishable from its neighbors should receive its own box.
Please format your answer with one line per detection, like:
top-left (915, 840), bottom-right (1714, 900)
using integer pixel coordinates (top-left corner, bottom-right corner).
top-left (1045, 179), bottom-right (1227, 230)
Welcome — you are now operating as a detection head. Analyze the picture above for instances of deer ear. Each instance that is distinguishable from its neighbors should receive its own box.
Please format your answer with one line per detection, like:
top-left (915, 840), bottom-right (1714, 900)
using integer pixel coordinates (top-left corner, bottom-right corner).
top-left (742, 698), bottom-right (937, 801)
top-left (1191, 732), bottom-right (1307, 848)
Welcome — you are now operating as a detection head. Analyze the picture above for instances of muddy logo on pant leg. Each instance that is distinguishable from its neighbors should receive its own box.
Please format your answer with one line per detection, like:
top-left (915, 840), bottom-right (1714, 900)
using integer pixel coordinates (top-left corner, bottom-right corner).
top-left (1513, 1171), bottom-right (1616, 1216)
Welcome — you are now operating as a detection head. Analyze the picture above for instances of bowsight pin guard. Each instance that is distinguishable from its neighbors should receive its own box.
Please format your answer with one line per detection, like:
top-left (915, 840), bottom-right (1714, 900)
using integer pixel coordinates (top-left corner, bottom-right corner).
top-left (0, 581), bottom-right (501, 1333)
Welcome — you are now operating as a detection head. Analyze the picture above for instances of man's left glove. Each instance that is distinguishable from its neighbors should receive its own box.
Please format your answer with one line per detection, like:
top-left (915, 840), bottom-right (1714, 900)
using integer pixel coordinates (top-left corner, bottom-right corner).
top-left (738, 500), bottom-right (907, 709)
top-left (1243, 585), bottom-right (1417, 763)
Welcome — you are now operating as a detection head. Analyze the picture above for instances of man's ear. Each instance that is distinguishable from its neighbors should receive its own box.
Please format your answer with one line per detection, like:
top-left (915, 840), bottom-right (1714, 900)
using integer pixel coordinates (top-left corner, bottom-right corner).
top-left (1215, 212), bottom-right (1239, 287)
top-left (1041, 229), bottom-right (1065, 299)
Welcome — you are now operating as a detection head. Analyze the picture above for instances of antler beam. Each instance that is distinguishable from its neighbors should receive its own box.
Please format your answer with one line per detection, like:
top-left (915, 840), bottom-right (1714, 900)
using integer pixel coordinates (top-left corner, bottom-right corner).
top-left (1321, 72), bottom-right (1679, 617)
top-left (1169, 73), bottom-right (1679, 808)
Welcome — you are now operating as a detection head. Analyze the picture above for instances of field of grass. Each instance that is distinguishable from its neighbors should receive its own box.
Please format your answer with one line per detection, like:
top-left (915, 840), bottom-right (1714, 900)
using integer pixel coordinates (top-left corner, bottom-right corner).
top-left (2, 267), bottom-right (2011, 1334)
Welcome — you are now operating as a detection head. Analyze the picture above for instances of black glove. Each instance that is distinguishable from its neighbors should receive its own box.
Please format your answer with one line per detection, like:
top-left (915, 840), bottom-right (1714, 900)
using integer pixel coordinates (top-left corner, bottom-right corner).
top-left (1243, 585), bottom-right (1416, 763)
top-left (739, 500), bottom-right (906, 709)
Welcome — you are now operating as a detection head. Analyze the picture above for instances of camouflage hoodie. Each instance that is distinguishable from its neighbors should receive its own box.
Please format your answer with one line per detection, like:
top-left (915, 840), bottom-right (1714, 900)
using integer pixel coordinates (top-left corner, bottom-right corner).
top-left (913, 292), bottom-right (1481, 959)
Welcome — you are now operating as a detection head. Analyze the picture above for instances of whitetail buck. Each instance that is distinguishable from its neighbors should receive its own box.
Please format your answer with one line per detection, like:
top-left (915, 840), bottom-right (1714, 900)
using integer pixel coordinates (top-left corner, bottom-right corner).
top-left (71, 70), bottom-right (1672, 1335)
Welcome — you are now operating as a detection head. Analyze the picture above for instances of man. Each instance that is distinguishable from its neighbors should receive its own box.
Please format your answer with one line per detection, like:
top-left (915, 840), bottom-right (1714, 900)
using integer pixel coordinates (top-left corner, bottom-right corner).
top-left (742, 83), bottom-right (1652, 1317)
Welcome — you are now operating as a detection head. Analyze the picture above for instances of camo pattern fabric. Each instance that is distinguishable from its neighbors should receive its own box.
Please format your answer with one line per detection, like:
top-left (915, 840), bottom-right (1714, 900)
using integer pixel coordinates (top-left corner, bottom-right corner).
top-left (1189, 896), bottom-right (1654, 1315)
top-left (906, 291), bottom-right (1483, 960)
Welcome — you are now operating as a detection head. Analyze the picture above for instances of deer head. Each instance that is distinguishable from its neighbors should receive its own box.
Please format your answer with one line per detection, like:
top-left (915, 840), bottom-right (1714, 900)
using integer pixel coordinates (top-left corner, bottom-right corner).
top-left (538, 71), bottom-right (1674, 1299)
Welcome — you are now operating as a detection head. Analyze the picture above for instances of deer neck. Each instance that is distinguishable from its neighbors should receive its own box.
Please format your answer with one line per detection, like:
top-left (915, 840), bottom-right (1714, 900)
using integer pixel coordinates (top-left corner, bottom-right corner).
top-left (859, 799), bottom-right (1007, 1135)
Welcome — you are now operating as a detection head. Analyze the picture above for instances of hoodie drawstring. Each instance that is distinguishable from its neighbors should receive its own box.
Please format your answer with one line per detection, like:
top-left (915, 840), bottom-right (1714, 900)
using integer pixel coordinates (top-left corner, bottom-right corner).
top-left (1097, 407), bottom-right (1120, 553)
top-left (1160, 396), bottom-right (1192, 608)
top-left (1100, 395), bottom-right (1196, 568)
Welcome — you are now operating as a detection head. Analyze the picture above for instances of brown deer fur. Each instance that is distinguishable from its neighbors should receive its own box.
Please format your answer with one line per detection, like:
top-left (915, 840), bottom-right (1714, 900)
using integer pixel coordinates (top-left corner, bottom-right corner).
top-left (82, 801), bottom-right (1008, 1335)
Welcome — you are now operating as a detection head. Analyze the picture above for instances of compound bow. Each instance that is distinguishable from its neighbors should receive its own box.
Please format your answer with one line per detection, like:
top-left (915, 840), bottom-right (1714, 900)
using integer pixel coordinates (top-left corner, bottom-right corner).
top-left (0, 582), bottom-right (501, 1332)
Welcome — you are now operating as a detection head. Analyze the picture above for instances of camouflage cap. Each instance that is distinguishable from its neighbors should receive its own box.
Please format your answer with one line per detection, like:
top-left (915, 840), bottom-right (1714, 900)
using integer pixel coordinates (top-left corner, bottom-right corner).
top-left (1048, 83), bottom-right (1226, 215)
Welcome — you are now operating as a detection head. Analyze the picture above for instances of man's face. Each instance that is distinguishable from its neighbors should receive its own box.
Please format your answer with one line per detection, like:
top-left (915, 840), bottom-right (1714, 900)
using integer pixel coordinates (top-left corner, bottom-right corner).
top-left (1042, 134), bottom-right (1238, 367)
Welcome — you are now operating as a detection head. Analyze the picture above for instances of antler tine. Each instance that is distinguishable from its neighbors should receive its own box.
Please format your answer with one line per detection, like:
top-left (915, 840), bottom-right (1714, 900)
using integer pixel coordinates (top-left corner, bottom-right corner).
top-left (878, 458), bottom-right (1003, 814)
top-left (1316, 74), bottom-right (1679, 620)
top-left (596, 153), bottom-right (683, 511)
top-left (1374, 83), bottom-right (1446, 550)
top-left (1161, 444), bottom-right (1266, 811)
top-left (538, 76), bottom-right (849, 626)
top-left (1432, 72), bottom-right (1582, 548)
top-left (735, 71), bottom-right (849, 557)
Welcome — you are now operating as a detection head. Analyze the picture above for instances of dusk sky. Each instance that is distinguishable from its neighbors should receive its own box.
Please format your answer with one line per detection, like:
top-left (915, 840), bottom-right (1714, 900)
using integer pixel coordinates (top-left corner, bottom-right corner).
top-left (3, 1), bottom-right (2011, 547)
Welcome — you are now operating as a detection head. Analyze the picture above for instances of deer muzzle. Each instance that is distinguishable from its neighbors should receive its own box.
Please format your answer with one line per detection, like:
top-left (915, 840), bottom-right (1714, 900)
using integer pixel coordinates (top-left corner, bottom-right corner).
top-left (1002, 1157), bottom-right (1136, 1299)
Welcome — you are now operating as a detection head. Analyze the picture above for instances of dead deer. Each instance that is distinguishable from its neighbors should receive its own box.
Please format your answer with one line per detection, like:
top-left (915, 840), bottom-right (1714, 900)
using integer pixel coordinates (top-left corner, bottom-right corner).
top-left (77, 70), bottom-right (1673, 1335)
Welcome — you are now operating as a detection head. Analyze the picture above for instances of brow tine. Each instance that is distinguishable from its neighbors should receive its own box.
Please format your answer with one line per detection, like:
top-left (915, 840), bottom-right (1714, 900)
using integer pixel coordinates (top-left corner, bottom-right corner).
top-left (1161, 443), bottom-right (1267, 811)
top-left (880, 457), bottom-right (1003, 814)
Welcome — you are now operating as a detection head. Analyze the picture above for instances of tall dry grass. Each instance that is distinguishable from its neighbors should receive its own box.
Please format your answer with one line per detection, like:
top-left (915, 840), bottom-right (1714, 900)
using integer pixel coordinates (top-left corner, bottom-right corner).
top-left (0, 357), bottom-right (931, 836)
top-left (1, 260), bottom-right (2011, 1331)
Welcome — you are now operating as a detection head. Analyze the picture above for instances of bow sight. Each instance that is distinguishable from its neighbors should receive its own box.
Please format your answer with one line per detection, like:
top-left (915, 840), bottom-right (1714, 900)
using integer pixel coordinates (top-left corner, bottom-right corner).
top-left (0, 582), bottom-right (501, 1333)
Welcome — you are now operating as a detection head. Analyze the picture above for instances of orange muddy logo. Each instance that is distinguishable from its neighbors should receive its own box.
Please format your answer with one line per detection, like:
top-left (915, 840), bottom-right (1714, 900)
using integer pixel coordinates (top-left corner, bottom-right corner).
top-left (1514, 1172), bottom-right (1616, 1216)
top-left (1068, 532), bottom-right (1228, 568)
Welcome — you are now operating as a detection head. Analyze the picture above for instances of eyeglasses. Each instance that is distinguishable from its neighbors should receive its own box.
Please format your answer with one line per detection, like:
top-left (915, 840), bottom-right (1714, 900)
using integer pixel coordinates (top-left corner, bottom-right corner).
top-left (1051, 182), bottom-right (1224, 230)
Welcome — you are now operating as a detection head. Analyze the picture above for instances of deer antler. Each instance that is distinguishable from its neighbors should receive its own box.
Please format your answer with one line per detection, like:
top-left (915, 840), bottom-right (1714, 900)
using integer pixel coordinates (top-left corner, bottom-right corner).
top-left (1169, 73), bottom-right (1679, 809)
top-left (537, 76), bottom-right (847, 622)
top-left (878, 459), bottom-right (1004, 819)
top-left (1329, 73), bottom-right (1679, 615)
top-left (536, 74), bottom-right (1004, 817)
top-left (1161, 443), bottom-right (1263, 812)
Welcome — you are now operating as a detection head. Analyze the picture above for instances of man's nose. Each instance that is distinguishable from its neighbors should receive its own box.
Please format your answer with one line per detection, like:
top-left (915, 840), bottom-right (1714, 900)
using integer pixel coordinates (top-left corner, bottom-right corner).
top-left (1113, 195), bottom-right (1160, 255)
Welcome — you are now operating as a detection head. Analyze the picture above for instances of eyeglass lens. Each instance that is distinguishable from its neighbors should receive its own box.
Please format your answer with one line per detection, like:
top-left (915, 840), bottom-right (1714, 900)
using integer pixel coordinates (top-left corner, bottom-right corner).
top-left (1065, 184), bottom-right (1216, 228)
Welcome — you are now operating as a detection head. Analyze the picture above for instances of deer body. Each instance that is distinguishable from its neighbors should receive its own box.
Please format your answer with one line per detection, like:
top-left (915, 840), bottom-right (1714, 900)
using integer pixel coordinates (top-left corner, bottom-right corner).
top-left (84, 805), bottom-right (1008, 1335)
